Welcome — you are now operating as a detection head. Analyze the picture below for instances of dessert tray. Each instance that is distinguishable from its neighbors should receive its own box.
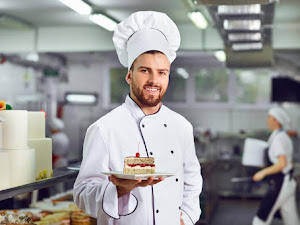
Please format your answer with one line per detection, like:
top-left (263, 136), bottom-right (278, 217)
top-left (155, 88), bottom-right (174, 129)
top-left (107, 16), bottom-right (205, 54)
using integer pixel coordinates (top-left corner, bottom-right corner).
top-left (100, 171), bottom-right (175, 180)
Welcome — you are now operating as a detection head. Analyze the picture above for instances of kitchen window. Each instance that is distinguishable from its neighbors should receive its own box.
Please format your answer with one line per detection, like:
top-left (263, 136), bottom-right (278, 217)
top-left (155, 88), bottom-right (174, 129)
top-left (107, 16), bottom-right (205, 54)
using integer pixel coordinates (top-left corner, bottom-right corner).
top-left (110, 68), bottom-right (129, 104)
top-left (234, 69), bottom-right (271, 104)
top-left (195, 69), bottom-right (229, 102)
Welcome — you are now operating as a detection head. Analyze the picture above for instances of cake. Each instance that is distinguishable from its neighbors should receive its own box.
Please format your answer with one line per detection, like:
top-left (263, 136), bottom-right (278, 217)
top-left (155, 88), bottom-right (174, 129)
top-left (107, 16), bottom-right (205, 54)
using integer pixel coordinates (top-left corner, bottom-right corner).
top-left (0, 110), bottom-right (36, 189)
top-left (123, 155), bottom-right (155, 175)
top-left (27, 112), bottom-right (53, 180)
top-left (0, 151), bottom-right (10, 190)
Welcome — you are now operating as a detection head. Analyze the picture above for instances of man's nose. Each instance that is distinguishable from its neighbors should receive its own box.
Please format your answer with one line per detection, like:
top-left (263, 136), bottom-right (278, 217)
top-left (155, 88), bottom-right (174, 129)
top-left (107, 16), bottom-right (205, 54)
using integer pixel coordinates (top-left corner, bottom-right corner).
top-left (149, 72), bottom-right (159, 84)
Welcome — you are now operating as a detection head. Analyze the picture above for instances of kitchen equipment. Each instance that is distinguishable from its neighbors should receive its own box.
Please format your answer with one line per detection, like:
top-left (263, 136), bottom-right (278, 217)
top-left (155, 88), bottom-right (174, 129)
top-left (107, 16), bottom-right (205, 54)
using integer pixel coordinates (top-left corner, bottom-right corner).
top-left (231, 177), bottom-right (253, 183)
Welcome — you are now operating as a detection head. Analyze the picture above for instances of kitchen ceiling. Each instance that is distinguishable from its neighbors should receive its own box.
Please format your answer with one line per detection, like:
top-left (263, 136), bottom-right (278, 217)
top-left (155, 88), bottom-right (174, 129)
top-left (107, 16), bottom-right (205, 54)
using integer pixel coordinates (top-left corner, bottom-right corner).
top-left (0, 0), bottom-right (300, 70)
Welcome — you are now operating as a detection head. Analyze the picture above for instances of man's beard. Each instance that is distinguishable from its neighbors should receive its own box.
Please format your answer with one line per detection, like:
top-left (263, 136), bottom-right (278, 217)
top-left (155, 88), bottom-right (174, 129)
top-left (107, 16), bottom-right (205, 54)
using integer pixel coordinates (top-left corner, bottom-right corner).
top-left (132, 80), bottom-right (166, 107)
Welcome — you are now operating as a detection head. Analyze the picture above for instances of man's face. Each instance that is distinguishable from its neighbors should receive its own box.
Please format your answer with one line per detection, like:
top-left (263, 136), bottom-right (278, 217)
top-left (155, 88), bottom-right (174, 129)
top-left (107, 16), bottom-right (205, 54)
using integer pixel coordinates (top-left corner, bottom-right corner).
top-left (126, 52), bottom-right (170, 107)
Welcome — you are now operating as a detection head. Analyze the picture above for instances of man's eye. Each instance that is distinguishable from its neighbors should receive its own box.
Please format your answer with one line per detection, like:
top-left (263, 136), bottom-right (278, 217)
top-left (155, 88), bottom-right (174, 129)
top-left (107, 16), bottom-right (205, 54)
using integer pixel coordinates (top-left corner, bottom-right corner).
top-left (141, 69), bottom-right (149, 73)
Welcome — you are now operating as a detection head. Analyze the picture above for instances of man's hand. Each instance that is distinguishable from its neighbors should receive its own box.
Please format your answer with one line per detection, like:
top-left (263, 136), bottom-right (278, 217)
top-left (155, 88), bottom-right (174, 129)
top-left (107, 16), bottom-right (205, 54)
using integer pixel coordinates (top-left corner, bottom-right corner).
top-left (110, 175), bottom-right (164, 198)
top-left (180, 212), bottom-right (185, 225)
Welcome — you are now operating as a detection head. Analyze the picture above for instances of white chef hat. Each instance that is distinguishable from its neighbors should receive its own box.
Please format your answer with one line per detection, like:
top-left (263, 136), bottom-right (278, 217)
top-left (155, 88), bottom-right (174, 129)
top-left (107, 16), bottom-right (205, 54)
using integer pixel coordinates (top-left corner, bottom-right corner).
top-left (112, 11), bottom-right (181, 69)
top-left (50, 118), bottom-right (65, 131)
top-left (268, 106), bottom-right (290, 128)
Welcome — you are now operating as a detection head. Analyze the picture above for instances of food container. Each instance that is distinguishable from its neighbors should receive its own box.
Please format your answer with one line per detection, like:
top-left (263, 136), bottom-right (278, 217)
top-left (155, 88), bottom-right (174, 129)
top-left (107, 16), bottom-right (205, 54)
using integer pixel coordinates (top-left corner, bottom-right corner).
top-left (242, 138), bottom-right (268, 167)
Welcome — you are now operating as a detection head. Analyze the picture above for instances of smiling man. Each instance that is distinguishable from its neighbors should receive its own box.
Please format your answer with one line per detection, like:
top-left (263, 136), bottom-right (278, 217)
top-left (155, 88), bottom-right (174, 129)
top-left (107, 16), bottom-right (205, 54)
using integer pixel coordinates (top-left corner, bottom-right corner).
top-left (73, 11), bottom-right (202, 225)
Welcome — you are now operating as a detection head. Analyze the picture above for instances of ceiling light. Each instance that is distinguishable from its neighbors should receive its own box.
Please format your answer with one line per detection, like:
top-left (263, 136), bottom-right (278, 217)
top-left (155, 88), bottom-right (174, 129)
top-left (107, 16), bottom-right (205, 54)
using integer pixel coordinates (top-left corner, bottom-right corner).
top-left (89, 14), bottom-right (117, 32)
top-left (65, 93), bottom-right (98, 105)
top-left (224, 19), bottom-right (261, 30)
top-left (214, 50), bottom-right (226, 62)
top-left (58, 0), bottom-right (92, 15)
top-left (19, 52), bottom-right (39, 62)
top-left (176, 68), bottom-right (189, 79)
top-left (218, 4), bottom-right (261, 14)
top-left (228, 33), bottom-right (261, 42)
top-left (232, 42), bottom-right (263, 51)
top-left (187, 11), bottom-right (208, 29)
top-left (25, 53), bottom-right (39, 62)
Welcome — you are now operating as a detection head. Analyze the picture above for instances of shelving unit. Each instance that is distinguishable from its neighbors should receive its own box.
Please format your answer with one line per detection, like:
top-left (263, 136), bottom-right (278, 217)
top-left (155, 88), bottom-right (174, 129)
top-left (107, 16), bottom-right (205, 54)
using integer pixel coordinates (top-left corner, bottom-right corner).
top-left (0, 163), bottom-right (80, 201)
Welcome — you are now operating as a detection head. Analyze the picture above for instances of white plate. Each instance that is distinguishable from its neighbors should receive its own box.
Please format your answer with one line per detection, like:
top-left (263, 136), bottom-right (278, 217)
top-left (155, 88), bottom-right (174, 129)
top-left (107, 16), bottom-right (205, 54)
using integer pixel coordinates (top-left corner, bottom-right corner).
top-left (101, 171), bottom-right (175, 180)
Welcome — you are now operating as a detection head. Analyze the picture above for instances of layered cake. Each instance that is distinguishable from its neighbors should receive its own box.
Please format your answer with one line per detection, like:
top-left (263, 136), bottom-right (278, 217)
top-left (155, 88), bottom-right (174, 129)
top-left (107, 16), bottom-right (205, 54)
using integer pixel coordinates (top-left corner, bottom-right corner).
top-left (123, 154), bottom-right (155, 174)
top-left (27, 111), bottom-right (53, 180)
top-left (0, 110), bottom-right (36, 189)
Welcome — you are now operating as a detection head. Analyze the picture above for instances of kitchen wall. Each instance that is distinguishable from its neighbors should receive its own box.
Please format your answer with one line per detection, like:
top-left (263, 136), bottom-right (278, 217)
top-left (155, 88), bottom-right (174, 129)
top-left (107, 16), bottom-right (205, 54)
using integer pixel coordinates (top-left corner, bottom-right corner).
top-left (2, 55), bottom-right (299, 161)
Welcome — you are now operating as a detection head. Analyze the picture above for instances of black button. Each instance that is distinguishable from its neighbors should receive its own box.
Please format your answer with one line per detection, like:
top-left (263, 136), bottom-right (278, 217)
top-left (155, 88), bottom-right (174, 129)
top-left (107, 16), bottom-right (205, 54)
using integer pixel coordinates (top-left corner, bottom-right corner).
top-left (171, 150), bottom-right (174, 154)
top-left (164, 124), bottom-right (167, 127)
top-left (150, 152), bottom-right (153, 155)
top-left (142, 124), bottom-right (145, 128)
top-left (179, 206), bottom-right (181, 210)
top-left (176, 178), bottom-right (178, 182)
top-left (156, 209), bottom-right (159, 213)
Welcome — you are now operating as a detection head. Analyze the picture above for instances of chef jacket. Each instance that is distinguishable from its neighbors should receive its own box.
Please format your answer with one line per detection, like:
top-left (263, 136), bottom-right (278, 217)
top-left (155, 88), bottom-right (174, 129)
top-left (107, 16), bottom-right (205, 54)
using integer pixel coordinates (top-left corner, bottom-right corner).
top-left (267, 129), bottom-right (293, 174)
top-left (73, 95), bottom-right (203, 225)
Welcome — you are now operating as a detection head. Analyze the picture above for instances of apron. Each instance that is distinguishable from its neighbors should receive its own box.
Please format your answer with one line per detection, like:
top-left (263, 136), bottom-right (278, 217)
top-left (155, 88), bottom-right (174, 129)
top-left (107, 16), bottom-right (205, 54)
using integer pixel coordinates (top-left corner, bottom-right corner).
top-left (255, 129), bottom-right (296, 224)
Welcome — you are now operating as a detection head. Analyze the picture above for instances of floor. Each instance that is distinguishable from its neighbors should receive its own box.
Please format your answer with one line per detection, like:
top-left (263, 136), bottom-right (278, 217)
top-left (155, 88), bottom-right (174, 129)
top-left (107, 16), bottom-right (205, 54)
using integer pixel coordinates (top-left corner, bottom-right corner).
top-left (208, 198), bottom-right (300, 225)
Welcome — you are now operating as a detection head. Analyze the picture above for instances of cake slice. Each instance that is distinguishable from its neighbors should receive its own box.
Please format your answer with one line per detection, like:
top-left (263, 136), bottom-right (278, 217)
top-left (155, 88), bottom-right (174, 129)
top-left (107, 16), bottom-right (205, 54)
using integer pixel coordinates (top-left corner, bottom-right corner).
top-left (123, 156), bottom-right (155, 174)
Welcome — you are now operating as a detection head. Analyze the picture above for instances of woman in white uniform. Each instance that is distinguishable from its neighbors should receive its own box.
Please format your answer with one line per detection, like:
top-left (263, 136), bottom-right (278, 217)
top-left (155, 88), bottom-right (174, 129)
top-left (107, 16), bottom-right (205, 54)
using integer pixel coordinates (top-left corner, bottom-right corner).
top-left (252, 106), bottom-right (300, 225)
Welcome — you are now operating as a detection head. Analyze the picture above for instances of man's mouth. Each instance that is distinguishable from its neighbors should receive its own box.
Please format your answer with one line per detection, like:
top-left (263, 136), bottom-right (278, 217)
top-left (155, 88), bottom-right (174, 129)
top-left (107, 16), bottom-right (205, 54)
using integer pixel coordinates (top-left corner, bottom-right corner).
top-left (144, 86), bottom-right (160, 93)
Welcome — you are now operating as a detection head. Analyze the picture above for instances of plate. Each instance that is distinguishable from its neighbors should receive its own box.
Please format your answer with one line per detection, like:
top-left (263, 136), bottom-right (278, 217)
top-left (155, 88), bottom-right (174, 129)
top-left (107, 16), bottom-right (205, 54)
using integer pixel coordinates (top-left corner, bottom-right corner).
top-left (100, 171), bottom-right (175, 180)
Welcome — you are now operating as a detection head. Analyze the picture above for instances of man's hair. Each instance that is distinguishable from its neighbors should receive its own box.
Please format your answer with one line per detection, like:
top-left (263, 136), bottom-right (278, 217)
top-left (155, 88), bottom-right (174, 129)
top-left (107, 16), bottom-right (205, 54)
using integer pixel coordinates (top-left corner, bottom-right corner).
top-left (129, 50), bottom-right (163, 71)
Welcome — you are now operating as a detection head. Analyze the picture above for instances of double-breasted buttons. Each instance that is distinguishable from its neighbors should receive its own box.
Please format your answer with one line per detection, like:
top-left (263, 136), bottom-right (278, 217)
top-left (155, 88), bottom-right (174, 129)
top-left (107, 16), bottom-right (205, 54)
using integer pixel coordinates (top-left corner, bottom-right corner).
top-left (171, 150), bottom-right (174, 154)
top-left (150, 152), bottom-right (153, 155)
top-left (142, 124), bottom-right (145, 128)
top-left (156, 209), bottom-right (159, 213)
top-left (176, 178), bottom-right (178, 182)
top-left (164, 124), bottom-right (167, 127)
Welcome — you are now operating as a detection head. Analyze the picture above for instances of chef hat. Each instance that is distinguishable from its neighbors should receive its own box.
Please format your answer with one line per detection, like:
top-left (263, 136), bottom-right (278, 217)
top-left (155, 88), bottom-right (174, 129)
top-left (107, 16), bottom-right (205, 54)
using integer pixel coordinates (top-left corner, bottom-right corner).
top-left (268, 106), bottom-right (290, 128)
top-left (50, 118), bottom-right (65, 131)
top-left (112, 11), bottom-right (181, 69)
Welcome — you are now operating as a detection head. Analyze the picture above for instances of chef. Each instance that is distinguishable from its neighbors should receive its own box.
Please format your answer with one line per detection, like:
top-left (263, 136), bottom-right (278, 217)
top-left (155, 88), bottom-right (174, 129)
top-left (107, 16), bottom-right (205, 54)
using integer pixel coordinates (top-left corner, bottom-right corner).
top-left (73, 11), bottom-right (202, 225)
top-left (252, 106), bottom-right (300, 225)
top-left (50, 117), bottom-right (70, 168)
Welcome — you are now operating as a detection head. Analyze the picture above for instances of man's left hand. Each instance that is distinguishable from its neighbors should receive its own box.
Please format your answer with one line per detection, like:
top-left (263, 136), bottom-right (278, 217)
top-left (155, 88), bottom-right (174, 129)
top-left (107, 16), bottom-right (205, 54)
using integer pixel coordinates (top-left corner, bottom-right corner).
top-left (180, 212), bottom-right (185, 225)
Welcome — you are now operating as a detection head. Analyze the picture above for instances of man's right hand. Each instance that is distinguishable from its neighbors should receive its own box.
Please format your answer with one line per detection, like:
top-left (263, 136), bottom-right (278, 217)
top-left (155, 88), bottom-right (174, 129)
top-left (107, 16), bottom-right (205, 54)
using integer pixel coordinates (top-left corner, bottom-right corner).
top-left (110, 175), bottom-right (164, 198)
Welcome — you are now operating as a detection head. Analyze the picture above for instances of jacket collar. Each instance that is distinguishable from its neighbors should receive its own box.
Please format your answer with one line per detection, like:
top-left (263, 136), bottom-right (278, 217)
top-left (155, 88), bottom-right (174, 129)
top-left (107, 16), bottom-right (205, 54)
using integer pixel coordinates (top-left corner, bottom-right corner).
top-left (124, 94), bottom-right (164, 122)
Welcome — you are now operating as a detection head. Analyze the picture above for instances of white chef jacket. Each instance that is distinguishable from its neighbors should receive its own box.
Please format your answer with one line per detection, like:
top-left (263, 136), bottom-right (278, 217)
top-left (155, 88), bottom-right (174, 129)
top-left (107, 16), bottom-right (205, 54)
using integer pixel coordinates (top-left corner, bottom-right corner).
top-left (267, 129), bottom-right (293, 174)
top-left (73, 95), bottom-right (203, 225)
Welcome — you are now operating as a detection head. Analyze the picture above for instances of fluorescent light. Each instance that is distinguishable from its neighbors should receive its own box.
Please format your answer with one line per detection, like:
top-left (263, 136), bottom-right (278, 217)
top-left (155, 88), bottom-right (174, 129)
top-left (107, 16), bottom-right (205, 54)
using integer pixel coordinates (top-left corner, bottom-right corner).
top-left (26, 53), bottom-right (39, 62)
top-left (176, 68), bottom-right (189, 79)
top-left (188, 11), bottom-right (208, 29)
top-left (228, 33), bottom-right (261, 42)
top-left (218, 4), bottom-right (261, 14)
top-left (19, 52), bottom-right (39, 62)
top-left (224, 19), bottom-right (261, 30)
top-left (232, 42), bottom-right (263, 51)
top-left (58, 0), bottom-right (92, 15)
top-left (214, 50), bottom-right (226, 62)
top-left (89, 14), bottom-right (117, 32)
top-left (65, 94), bottom-right (97, 104)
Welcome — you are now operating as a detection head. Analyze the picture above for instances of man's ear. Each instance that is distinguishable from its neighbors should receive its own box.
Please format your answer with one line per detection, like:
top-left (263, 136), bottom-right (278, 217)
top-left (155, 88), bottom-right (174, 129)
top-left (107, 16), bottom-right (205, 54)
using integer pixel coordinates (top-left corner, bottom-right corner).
top-left (125, 70), bottom-right (132, 85)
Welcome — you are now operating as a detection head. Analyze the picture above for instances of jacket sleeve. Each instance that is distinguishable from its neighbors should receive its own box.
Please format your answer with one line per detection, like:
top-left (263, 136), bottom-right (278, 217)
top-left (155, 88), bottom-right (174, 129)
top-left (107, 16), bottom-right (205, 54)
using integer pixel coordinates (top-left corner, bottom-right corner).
top-left (73, 123), bottom-right (137, 220)
top-left (181, 123), bottom-right (203, 225)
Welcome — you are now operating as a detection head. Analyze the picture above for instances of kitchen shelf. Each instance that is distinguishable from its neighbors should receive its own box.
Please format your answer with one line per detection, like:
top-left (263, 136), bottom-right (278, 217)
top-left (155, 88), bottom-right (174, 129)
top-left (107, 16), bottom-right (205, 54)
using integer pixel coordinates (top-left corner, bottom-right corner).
top-left (0, 163), bottom-right (80, 201)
